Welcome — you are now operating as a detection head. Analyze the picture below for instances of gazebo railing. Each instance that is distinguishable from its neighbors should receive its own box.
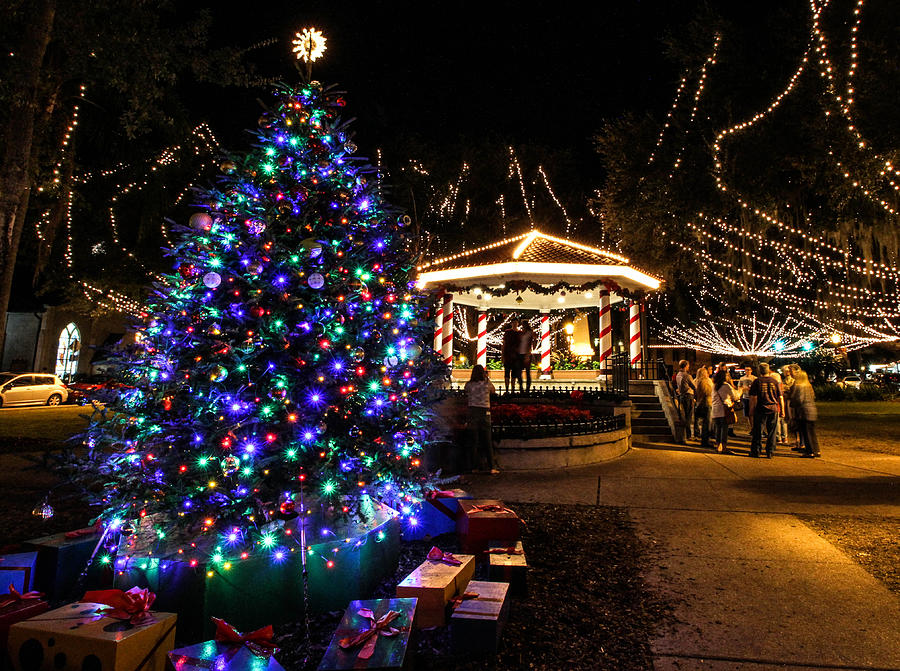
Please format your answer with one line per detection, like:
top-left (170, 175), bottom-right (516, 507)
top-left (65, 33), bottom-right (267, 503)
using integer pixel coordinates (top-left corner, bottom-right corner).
top-left (492, 413), bottom-right (626, 440)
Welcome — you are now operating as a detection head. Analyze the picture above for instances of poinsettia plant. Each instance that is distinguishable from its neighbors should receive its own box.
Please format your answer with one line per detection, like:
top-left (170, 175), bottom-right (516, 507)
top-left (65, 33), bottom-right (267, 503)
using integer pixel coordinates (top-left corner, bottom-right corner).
top-left (491, 403), bottom-right (591, 424)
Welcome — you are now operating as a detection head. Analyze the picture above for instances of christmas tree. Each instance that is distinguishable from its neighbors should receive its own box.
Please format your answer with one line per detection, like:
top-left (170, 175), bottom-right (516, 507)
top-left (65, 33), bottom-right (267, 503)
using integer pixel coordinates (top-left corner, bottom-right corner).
top-left (73, 80), bottom-right (442, 568)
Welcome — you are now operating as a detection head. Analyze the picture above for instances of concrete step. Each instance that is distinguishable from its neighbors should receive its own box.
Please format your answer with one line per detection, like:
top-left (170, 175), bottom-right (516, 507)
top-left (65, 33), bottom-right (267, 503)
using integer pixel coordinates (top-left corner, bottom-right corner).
top-left (632, 436), bottom-right (676, 445)
top-left (632, 418), bottom-right (670, 429)
top-left (633, 411), bottom-right (666, 419)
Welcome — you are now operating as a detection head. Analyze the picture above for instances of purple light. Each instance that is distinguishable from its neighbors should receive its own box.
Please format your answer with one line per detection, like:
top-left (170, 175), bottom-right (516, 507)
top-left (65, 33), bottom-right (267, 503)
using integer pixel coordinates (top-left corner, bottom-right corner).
top-left (358, 199), bottom-right (370, 211)
top-left (333, 361), bottom-right (343, 371)
top-left (303, 431), bottom-right (314, 441)
top-left (231, 403), bottom-right (241, 412)
top-left (184, 500), bottom-right (193, 508)
top-left (275, 276), bottom-right (287, 285)
top-left (243, 443), bottom-right (256, 454)
top-left (276, 135), bottom-right (286, 144)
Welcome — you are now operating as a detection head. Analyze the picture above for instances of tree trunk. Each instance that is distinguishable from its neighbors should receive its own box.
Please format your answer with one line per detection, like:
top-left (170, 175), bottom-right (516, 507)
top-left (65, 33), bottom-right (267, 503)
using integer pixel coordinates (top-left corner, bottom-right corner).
top-left (0, 0), bottom-right (56, 360)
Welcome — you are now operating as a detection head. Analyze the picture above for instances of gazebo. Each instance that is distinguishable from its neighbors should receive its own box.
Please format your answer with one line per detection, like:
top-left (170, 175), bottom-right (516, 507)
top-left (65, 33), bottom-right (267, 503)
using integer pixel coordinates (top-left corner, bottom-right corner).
top-left (416, 230), bottom-right (662, 376)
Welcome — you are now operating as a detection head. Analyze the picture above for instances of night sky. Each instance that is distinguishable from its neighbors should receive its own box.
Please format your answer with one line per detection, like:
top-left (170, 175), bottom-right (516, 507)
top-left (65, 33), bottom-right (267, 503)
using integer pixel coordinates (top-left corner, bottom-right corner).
top-left (198, 0), bottom-right (707, 170)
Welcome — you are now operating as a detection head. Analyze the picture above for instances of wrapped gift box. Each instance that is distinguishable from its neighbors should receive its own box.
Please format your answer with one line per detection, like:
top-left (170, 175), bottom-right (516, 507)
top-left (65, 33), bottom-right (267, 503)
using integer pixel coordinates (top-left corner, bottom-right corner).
top-left (8, 601), bottom-right (176, 671)
top-left (450, 580), bottom-right (510, 655)
top-left (0, 551), bottom-right (38, 595)
top-left (395, 553), bottom-right (474, 628)
top-left (456, 501), bottom-right (519, 555)
top-left (1, 595), bottom-right (50, 656)
top-left (318, 598), bottom-right (416, 671)
top-left (167, 640), bottom-right (285, 671)
top-left (401, 489), bottom-right (471, 541)
top-left (25, 531), bottom-right (106, 601)
top-left (487, 541), bottom-right (528, 596)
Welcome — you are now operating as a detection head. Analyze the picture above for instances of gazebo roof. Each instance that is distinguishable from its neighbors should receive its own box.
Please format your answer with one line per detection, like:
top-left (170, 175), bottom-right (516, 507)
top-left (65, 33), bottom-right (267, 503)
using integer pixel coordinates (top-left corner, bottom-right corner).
top-left (416, 230), bottom-right (661, 311)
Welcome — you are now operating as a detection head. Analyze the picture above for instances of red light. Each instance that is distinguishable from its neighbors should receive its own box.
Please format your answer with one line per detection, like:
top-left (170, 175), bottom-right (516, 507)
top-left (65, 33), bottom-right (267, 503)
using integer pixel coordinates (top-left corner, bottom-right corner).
top-left (265, 433), bottom-right (277, 443)
top-left (299, 474), bottom-right (307, 481)
top-left (326, 560), bottom-right (334, 568)
top-left (190, 559), bottom-right (198, 567)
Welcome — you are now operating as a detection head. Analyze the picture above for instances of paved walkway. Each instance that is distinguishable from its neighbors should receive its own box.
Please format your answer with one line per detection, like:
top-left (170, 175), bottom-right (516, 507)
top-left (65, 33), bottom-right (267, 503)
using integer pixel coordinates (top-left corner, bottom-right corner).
top-left (465, 434), bottom-right (900, 670)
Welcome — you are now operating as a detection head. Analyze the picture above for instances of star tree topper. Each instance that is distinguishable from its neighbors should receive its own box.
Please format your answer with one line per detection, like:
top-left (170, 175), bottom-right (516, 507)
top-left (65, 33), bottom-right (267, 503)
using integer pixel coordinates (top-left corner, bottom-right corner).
top-left (293, 27), bottom-right (327, 79)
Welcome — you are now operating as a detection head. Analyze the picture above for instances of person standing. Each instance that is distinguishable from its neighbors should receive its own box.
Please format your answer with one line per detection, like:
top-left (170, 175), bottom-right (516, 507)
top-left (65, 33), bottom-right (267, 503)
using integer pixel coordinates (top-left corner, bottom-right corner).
top-left (769, 366), bottom-right (787, 443)
top-left (501, 320), bottom-right (521, 393)
top-left (737, 365), bottom-right (757, 431)
top-left (694, 367), bottom-right (713, 449)
top-left (518, 321), bottom-right (535, 393)
top-left (748, 362), bottom-right (783, 458)
top-left (711, 368), bottom-right (740, 452)
top-left (675, 360), bottom-right (696, 440)
top-left (791, 369), bottom-right (820, 458)
top-left (464, 364), bottom-right (500, 474)
top-left (781, 366), bottom-right (797, 448)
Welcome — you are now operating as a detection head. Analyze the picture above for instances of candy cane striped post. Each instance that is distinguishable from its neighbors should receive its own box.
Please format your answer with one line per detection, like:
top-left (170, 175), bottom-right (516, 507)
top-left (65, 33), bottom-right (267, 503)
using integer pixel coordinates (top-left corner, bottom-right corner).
top-left (476, 309), bottom-right (488, 368)
top-left (598, 286), bottom-right (612, 375)
top-left (441, 294), bottom-right (454, 367)
top-left (629, 302), bottom-right (642, 371)
top-left (433, 289), bottom-right (445, 353)
top-left (539, 310), bottom-right (551, 379)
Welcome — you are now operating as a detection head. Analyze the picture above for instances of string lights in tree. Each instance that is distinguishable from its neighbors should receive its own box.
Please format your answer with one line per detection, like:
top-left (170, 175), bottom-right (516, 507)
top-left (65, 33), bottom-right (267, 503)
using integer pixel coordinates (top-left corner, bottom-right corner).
top-left (641, 0), bottom-right (900, 348)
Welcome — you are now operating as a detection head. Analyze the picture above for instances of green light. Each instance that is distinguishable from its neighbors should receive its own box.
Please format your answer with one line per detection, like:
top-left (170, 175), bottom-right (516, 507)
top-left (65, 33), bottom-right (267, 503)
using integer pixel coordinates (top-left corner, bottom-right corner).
top-left (276, 379), bottom-right (285, 388)
top-left (237, 364), bottom-right (247, 372)
top-left (198, 456), bottom-right (209, 467)
top-left (261, 406), bottom-right (273, 417)
top-left (261, 533), bottom-right (276, 548)
top-left (209, 258), bottom-right (222, 268)
top-left (322, 481), bottom-right (336, 495)
top-left (99, 554), bottom-right (111, 564)
top-left (156, 529), bottom-right (166, 539)
top-left (285, 448), bottom-right (297, 459)
top-left (242, 466), bottom-right (252, 476)
top-left (261, 163), bottom-right (275, 174)
top-left (212, 553), bottom-right (223, 563)
top-left (290, 255), bottom-right (300, 263)
top-left (369, 381), bottom-right (379, 391)
top-left (289, 137), bottom-right (299, 146)
top-left (265, 147), bottom-right (275, 156)
top-left (335, 326), bottom-right (344, 335)
top-left (387, 347), bottom-right (396, 356)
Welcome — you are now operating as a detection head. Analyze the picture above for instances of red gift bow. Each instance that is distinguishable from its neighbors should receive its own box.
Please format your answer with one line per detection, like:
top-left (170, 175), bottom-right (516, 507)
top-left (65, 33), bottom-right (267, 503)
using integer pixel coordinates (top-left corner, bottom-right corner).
top-left (426, 546), bottom-right (462, 566)
top-left (424, 489), bottom-right (455, 500)
top-left (486, 546), bottom-right (524, 555)
top-left (469, 504), bottom-right (516, 516)
top-left (212, 617), bottom-right (279, 657)
top-left (83, 587), bottom-right (155, 624)
top-left (449, 591), bottom-right (479, 610)
top-left (65, 520), bottom-right (102, 539)
top-left (338, 608), bottom-right (400, 660)
top-left (0, 584), bottom-right (44, 611)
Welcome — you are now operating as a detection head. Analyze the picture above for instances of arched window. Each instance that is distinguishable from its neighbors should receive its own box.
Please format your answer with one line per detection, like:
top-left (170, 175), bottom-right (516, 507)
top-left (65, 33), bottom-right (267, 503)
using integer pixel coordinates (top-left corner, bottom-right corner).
top-left (55, 323), bottom-right (81, 381)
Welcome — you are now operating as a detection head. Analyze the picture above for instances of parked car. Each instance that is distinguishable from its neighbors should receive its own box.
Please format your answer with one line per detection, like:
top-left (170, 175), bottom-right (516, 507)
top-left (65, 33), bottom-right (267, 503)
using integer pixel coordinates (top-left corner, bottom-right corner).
top-left (66, 374), bottom-right (132, 404)
top-left (0, 373), bottom-right (69, 407)
top-left (839, 375), bottom-right (862, 389)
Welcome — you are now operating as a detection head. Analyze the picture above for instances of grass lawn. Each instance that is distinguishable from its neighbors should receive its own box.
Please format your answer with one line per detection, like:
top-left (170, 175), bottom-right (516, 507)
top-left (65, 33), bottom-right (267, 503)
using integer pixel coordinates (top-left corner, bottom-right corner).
top-left (817, 400), bottom-right (900, 456)
top-left (0, 404), bottom-right (92, 449)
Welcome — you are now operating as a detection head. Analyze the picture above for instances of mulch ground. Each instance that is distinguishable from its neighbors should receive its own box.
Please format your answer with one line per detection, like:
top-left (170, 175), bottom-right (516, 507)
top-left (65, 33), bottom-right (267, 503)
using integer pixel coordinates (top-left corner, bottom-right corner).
top-left (276, 502), bottom-right (671, 671)
top-left (799, 514), bottom-right (900, 596)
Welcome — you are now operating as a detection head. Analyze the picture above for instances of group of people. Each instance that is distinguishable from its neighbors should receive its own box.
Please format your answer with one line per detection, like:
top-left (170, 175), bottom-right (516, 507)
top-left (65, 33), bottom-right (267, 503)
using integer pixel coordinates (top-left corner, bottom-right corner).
top-left (501, 319), bottom-right (535, 393)
top-left (675, 360), bottom-right (820, 458)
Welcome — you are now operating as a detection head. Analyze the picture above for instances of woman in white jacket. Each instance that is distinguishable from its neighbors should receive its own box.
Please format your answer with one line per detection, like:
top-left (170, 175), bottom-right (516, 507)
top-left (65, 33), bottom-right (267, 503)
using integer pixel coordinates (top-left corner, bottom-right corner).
top-left (711, 368), bottom-right (740, 452)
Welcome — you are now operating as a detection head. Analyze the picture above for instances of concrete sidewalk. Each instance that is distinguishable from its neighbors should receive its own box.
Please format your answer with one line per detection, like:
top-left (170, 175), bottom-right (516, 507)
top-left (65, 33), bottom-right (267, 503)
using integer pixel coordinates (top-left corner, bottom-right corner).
top-left (464, 436), bottom-right (900, 670)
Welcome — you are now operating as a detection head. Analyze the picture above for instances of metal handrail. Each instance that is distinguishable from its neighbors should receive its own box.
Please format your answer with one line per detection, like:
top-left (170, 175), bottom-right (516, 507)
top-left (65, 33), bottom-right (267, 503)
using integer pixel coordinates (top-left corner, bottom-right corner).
top-left (492, 414), bottom-right (626, 440)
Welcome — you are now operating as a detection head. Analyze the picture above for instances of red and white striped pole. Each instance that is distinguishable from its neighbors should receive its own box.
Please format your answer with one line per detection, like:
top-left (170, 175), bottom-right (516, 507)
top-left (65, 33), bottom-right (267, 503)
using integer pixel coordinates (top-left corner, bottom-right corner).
top-left (433, 289), bottom-right (444, 353)
top-left (598, 285), bottom-right (612, 373)
top-left (629, 301), bottom-right (642, 370)
top-left (441, 294), bottom-right (454, 367)
top-left (539, 309), bottom-right (551, 379)
top-left (476, 309), bottom-right (488, 368)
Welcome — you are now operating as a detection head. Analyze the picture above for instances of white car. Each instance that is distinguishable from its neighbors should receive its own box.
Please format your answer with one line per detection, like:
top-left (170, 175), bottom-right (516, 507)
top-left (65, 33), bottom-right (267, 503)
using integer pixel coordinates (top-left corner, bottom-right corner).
top-left (0, 372), bottom-right (70, 407)
top-left (841, 375), bottom-right (862, 389)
